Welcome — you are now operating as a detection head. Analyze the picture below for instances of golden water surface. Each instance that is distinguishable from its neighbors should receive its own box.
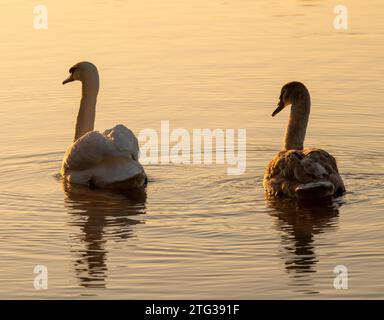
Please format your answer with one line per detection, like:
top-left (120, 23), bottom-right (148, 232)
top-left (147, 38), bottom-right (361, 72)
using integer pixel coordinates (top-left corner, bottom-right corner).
top-left (0, 0), bottom-right (383, 298)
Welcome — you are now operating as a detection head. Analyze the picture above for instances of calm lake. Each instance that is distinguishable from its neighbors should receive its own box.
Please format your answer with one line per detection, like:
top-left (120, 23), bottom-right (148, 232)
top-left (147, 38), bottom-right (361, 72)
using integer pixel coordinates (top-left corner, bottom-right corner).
top-left (0, 0), bottom-right (383, 298)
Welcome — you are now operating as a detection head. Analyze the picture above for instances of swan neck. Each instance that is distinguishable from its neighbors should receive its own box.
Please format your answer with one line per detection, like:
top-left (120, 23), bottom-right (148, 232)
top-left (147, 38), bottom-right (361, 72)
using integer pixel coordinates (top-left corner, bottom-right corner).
top-left (74, 78), bottom-right (99, 141)
top-left (284, 93), bottom-right (311, 150)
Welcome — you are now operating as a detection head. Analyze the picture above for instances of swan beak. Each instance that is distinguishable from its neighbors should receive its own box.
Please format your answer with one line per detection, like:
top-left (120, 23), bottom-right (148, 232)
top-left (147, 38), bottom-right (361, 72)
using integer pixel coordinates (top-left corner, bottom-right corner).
top-left (62, 75), bottom-right (74, 85)
top-left (272, 101), bottom-right (285, 117)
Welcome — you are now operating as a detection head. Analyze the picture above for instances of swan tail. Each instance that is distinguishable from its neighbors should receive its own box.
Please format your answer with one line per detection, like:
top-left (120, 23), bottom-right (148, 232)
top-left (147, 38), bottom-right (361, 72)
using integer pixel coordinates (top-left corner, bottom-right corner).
top-left (295, 181), bottom-right (335, 199)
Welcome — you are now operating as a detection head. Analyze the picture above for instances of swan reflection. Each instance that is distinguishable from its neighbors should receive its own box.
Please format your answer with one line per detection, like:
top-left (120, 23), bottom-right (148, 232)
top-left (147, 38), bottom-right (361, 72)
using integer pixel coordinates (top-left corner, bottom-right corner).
top-left (266, 197), bottom-right (341, 294)
top-left (63, 182), bottom-right (147, 288)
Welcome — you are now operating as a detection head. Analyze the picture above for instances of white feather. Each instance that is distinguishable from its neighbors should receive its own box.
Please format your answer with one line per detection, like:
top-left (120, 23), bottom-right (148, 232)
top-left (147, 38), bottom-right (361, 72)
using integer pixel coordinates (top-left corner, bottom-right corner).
top-left (61, 125), bottom-right (144, 187)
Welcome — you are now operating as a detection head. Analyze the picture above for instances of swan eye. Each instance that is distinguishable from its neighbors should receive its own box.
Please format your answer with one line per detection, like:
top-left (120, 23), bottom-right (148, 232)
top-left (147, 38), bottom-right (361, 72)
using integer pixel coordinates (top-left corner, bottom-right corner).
top-left (69, 66), bottom-right (77, 74)
top-left (279, 90), bottom-right (286, 101)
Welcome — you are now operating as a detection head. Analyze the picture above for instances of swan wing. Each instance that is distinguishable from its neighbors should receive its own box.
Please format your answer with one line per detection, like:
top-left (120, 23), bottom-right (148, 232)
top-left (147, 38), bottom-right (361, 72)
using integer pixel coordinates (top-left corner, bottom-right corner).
top-left (62, 131), bottom-right (117, 171)
top-left (263, 148), bottom-right (345, 198)
top-left (62, 125), bottom-right (139, 171)
top-left (102, 124), bottom-right (140, 161)
top-left (61, 125), bottom-right (145, 187)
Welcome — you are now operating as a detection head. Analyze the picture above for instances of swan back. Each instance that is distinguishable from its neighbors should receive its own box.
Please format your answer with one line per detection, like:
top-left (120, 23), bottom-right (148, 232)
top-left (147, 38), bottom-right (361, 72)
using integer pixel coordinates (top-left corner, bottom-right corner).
top-left (263, 148), bottom-right (345, 199)
top-left (102, 124), bottom-right (140, 161)
top-left (61, 125), bottom-right (144, 188)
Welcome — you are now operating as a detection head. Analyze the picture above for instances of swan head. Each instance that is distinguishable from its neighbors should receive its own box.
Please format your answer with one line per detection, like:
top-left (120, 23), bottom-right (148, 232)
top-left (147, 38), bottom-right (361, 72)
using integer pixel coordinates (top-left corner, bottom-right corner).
top-left (272, 81), bottom-right (309, 117)
top-left (62, 61), bottom-right (99, 86)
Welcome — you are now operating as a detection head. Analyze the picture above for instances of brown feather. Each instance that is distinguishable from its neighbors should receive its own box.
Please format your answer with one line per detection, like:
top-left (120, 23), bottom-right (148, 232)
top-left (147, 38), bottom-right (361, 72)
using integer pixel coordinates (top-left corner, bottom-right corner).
top-left (263, 148), bottom-right (345, 199)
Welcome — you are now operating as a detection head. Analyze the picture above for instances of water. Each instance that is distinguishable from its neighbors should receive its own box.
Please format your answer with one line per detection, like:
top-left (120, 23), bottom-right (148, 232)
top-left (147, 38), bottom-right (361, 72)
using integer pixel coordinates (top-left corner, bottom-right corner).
top-left (0, 0), bottom-right (383, 298)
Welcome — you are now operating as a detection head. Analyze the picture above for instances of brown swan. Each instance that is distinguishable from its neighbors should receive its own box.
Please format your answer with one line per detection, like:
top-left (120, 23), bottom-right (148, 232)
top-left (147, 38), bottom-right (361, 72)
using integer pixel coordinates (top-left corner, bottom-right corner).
top-left (263, 82), bottom-right (345, 199)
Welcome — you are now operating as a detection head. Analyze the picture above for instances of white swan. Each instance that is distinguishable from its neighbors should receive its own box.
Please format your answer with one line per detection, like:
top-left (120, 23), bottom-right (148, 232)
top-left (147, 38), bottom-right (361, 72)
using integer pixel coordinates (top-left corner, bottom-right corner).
top-left (61, 61), bottom-right (146, 189)
top-left (263, 82), bottom-right (345, 199)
